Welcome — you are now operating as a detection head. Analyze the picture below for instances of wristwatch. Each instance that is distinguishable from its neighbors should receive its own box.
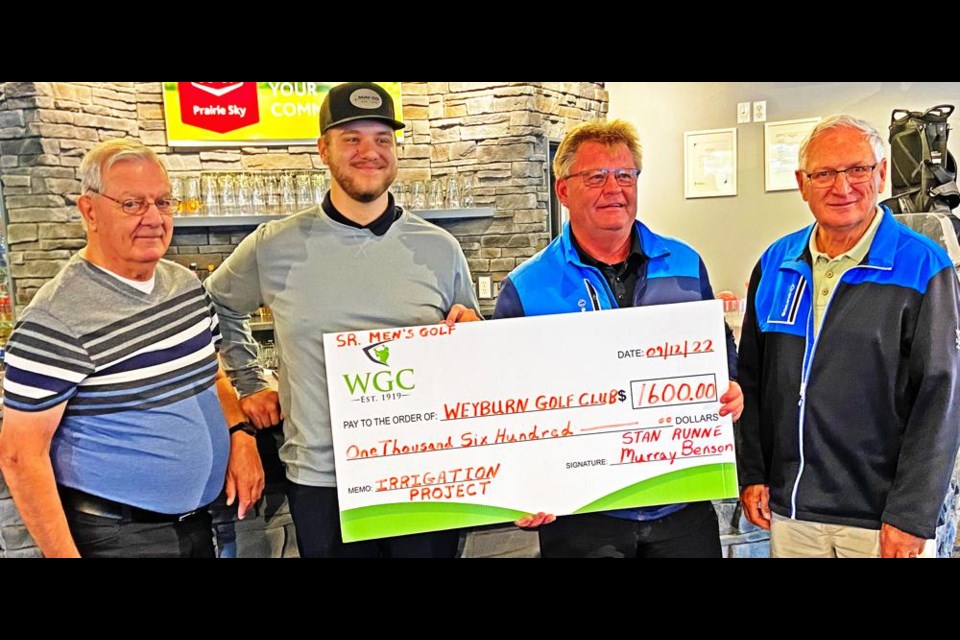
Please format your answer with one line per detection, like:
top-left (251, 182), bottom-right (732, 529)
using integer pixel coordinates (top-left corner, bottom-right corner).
top-left (229, 421), bottom-right (257, 436)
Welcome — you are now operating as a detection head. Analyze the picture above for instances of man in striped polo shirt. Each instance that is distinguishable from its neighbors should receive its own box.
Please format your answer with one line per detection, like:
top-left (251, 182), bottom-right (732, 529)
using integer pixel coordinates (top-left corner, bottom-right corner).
top-left (0, 139), bottom-right (264, 558)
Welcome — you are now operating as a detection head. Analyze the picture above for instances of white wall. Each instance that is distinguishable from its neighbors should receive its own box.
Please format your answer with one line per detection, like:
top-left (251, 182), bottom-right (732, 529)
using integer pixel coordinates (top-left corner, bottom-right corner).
top-left (607, 82), bottom-right (960, 293)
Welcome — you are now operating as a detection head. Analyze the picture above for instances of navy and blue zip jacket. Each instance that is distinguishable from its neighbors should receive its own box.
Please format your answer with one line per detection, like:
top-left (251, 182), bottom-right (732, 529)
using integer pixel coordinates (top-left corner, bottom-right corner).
top-left (737, 206), bottom-right (960, 539)
top-left (494, 220), bottom-right (737, 522)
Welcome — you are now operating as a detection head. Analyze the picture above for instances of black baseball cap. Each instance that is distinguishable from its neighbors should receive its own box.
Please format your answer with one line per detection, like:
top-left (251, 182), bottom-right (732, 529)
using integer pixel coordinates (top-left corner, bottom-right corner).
top-left (319, 82), bottom-right (405, 134)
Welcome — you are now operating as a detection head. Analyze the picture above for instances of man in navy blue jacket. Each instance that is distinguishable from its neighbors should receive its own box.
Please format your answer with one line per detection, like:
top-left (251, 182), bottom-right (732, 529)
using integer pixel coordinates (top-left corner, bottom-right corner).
top-left (738, 115), bottom-right (960, 558)
top-left (494, 119), bottom-right (743, 558)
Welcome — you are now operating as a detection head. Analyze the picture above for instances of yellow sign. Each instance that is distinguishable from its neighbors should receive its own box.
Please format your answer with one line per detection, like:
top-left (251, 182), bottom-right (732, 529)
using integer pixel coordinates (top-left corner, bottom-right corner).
top-left (161, 82), bottom-right (403, 147)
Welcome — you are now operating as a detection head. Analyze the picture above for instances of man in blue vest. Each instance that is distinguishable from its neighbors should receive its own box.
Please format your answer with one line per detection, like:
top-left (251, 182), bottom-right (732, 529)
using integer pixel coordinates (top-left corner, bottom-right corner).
top-left (738, 115), bottom-right (960, 557)
top-left (494, 119), bottom-right (743, 558)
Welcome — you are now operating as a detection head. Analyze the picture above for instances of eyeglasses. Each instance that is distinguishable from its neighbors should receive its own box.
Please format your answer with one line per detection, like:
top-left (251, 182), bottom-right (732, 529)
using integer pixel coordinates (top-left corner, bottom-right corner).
top-left (88, 189), bottom-right (180, 216)
top-left (565, 168), bottom-right (641, 188)
top-left (803, 164), bottom-right (877, 189)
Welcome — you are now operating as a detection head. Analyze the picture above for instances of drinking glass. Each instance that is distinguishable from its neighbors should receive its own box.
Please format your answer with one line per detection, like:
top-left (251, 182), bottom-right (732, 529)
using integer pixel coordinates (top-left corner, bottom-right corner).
top-left (280, 172), bottom-right (296, 215)
top-left (180, 177), bottom-right (200, 216)
top-left (200, 174), bottom-right (219, 216)
top-left (169, 177), bottom-right (183, 215)
top-left (411, 180), bottom-right (426, 210)
top-left (459, 173), bottom-right (475, 207)
top-left (427, 178), bottom-right (443, 209)
top-left (251, 172), bottom-right (267, 214)
top-left (296, 173), bottom-right (313, 210)
top-left (265, 174), bottom-right (281, 215)
top-left (218, 173), bottom-right (237, 216)
top-left (393, 181), bottom-right (407, 210)
top-left (312, 171), bottom-right (328, 206)
top-left (446, 174), bottom-right (461, 209)
top-left (232, 174), bottom-right (249, 214)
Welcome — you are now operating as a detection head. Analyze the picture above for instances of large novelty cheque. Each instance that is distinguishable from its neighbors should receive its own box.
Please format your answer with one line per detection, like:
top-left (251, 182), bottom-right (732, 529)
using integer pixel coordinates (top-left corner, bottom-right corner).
top-left (324, 300), bottom-right (738, 542)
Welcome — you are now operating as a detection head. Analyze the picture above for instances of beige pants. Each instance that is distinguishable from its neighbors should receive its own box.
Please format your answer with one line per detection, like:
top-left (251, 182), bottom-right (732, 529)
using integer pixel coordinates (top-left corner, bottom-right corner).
top-left (770, 513), bottom-right (935, 558)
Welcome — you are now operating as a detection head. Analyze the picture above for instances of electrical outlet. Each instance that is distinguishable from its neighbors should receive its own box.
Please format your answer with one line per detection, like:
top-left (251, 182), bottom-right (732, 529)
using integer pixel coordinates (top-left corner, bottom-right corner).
top-left (753, 100), bottom-right (767, 123)
top-left (737, 102), bottom-right (751, 124)
top-left (478, 276), bottom-right (492, 299)
top-left (492, 280), bottom-right (500, 298)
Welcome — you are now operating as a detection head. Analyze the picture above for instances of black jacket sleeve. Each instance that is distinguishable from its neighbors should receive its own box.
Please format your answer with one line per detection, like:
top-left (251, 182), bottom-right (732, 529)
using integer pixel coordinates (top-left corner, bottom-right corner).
top-left (492, 277), bottom-right (525, 319)
top-left (883, 266), bottom-right (960, 538)
top-left (735, 260), bottom-right (768, 489)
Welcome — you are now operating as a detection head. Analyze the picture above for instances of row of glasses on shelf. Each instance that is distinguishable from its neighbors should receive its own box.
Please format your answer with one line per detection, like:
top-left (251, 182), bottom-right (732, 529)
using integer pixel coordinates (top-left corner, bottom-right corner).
top-left (171, 170), bottom-right (476, 216)
top-left (394, 173), bottom-right (476, 211)
top-left (170, 171), bottom-right (330, 217)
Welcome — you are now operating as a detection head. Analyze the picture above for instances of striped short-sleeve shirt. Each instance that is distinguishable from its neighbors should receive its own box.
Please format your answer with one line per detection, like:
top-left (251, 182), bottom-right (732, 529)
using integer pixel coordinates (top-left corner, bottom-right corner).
top-left (3, 256), bottom-right (230, 514)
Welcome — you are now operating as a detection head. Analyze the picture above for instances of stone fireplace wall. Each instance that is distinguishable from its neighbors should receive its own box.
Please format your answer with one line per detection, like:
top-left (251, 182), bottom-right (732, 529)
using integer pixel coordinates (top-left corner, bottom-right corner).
top-left (0, 82), bottom-right (607, 314)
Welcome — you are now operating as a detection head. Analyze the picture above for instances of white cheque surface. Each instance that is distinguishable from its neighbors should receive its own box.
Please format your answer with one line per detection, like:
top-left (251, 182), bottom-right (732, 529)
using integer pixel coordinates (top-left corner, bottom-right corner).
top-left (324, 299), bottom-right (738, 542)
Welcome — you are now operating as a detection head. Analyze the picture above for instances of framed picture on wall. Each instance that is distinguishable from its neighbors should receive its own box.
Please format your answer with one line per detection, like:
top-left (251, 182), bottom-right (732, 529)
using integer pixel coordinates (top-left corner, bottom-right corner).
top-left (764, 117), bottom-right (821, 192)
top-left (684, 128), bottom-right (737, 199)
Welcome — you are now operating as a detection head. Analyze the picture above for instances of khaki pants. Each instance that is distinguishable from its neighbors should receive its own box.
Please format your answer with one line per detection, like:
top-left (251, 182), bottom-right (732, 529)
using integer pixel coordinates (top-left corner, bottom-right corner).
top-left (770, 513), bottom-right (935, 558)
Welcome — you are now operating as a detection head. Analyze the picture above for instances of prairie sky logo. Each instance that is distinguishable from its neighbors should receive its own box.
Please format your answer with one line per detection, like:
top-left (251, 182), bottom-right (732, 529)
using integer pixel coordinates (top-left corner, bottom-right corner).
top-left (190, 82), bottom-right (244, 97)
top-left (178, 82), bottom-right (260, 134)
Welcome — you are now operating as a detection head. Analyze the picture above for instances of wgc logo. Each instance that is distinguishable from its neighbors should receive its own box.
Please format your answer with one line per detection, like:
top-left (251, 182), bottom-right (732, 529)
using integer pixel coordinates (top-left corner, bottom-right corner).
top-left (343, 340), bottom-right (415, 396)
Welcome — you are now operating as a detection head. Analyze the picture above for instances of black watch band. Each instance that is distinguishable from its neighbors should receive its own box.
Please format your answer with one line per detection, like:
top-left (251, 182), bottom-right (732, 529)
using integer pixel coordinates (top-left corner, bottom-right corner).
top-left (229, 421), bottom-right (257, 436)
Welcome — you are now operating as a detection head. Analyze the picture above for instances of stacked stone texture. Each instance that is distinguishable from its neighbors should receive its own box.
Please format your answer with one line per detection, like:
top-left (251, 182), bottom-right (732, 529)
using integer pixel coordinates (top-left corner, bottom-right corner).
top-left (0, 82), bottom-right (606, 314)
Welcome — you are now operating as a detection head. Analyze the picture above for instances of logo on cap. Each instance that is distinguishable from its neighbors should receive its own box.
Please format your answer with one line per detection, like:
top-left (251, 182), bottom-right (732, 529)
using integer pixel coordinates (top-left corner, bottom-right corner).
top-left (349, 89), bottom-right (384, 110)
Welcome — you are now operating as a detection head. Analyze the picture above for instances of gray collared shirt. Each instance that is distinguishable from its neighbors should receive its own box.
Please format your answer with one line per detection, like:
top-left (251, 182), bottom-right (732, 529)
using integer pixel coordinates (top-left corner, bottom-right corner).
top-left (808, 207), bottom-right (883, 336)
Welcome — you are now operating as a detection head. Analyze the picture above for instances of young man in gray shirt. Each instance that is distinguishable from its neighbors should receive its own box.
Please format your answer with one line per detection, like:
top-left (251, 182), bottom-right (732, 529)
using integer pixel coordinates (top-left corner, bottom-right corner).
top-left (206, 82), bottom-right (480, 558)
